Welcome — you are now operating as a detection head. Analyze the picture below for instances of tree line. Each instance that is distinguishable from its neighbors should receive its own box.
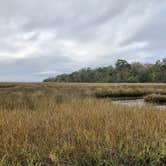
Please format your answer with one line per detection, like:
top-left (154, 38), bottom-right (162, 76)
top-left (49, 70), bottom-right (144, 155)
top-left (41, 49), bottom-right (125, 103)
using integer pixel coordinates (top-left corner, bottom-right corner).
top-left (43, 59), bottom-right (166, 83)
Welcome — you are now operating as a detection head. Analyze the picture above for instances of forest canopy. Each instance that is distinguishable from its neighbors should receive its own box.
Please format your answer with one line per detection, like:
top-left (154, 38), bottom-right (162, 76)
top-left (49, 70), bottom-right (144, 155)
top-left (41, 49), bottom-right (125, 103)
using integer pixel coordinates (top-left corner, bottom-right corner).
top-left (44, 59), bottom-right (166, 83)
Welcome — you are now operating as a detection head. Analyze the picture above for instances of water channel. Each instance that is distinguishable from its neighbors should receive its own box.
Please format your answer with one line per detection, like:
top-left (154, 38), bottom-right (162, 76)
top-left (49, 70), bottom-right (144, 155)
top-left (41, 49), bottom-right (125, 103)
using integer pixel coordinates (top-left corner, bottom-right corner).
top-left (113, 98), bottom-right (166, 110)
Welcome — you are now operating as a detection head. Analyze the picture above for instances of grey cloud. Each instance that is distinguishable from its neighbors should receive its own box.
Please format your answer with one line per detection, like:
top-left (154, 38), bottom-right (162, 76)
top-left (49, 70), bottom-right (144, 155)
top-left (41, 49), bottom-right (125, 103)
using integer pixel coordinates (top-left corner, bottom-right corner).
top-left (0, 0), bottom-right (165, 81)
top-left (0, 52), bottom-right (77, 81)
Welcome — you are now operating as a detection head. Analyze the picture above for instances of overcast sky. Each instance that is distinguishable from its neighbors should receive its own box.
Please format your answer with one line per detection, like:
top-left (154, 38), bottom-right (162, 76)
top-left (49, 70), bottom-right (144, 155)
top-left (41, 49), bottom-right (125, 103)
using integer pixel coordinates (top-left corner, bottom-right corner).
top-left (0, 0), bottom-right (166, 81)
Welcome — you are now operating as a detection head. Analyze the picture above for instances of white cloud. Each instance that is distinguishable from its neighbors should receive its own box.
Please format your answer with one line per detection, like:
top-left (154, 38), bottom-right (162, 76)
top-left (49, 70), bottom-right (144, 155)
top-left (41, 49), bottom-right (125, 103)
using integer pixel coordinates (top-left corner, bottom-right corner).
top-left (0, 0), bottom-right (165, 81)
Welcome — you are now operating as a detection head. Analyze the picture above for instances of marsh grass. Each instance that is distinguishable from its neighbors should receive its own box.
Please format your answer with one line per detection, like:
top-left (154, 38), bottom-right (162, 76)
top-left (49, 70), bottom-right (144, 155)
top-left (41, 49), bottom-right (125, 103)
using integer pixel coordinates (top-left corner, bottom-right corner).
top-left (0, 83), bottom-right (165, 165)
top-left (145, 94), bottom-right (166, 104)
top-left (94, 86), bottom-right (166, 99)
top-left (94, 89), bottom-right (146, 98)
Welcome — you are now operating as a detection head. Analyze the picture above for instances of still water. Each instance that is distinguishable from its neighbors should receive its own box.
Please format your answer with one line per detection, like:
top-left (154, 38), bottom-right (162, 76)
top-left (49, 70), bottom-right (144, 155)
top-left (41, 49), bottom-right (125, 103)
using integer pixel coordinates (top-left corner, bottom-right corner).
top-left (114, 99), bottom-right (166, 110)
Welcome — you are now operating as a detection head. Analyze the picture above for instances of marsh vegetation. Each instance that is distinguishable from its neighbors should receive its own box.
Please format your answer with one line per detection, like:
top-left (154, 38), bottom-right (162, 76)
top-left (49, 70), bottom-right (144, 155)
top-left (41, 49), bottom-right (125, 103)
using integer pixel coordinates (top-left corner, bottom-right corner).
top-left (144, 94), bottom-right (166, 104)
top-left (0, 83), bottom-right (165, 165)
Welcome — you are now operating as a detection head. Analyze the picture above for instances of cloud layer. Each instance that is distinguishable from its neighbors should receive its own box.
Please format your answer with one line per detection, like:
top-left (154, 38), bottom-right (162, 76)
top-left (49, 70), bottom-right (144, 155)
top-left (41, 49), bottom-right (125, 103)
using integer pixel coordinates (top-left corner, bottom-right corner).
top-left (0, 0), bottom-right (165, 81)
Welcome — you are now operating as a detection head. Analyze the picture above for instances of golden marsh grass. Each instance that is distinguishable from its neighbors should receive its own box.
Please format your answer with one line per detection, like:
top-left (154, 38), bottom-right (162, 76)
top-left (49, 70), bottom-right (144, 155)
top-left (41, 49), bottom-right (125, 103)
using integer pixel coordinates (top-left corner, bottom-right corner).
top-left (0, 83), bottom-right (165, 165)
